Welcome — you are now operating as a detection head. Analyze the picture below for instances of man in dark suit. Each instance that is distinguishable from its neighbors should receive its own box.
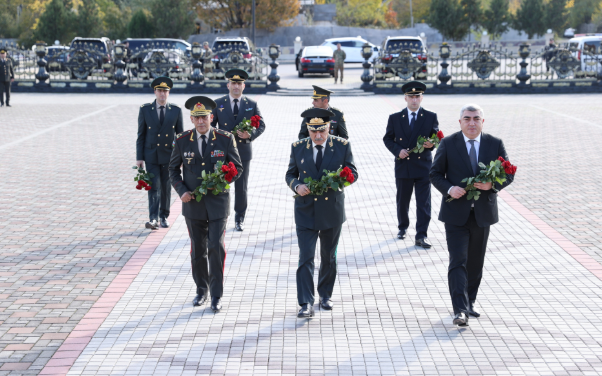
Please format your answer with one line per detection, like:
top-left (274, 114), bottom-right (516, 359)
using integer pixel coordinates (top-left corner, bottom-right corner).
top-left (286, 108), bottom-right (358, 318)
top-left (0, 48), bottom-right (15, 107)
top-left (136, 77), bottom-right (184, 229)
top-left (430, 104), bottom-right (514, 326)
top-left (383, 81), bottom-right (439, 248)
top-left (211, 69), bottom-right (266, 231)
top-left (298, 86), bottom-right (348, 140)
top-left (169, 96), bottom-right (243, 312)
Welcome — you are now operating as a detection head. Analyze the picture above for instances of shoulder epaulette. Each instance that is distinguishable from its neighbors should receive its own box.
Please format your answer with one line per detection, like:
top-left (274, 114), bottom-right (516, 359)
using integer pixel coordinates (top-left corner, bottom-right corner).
top-left (176, 130), bottom-right (193, 140)
top-left (333, 136), bottom-right (349, 145)
top-left (140, 103), bottom-right (151, 108)
top-left (169, 102), bottom-right (180, 108)
top-left (293, 137), bottom-right (310, 147)
top-left (330, 106), bottom-right (342, 113)
top-left (215, 128), bottom-right (232, 138)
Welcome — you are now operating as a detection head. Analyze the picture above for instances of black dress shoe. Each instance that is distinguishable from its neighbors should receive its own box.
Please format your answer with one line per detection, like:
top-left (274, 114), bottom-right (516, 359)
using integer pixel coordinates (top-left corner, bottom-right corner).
top-left (6, 104), bottom-right (10, 107)
top-left (235, 221), bottom-right (244, 231)
top-left (468, 301), bottom-right (480, 317)
top-left (192, 294), bottom-right (207, 306)
top-left (319, 298), bottom-right (333, 310)
top-left (397, 230), bottom-right (407, 239)
top-left (145, 220), bottom-right (158, 229)
top-left (211, 297), bottom-right (222, 312)
top-left (160, 218), bottom-right (169, 228)
top-left (297, 303), bottom-right (314, 318)
top-left (453, 312), bottom-right (469, 326)
top-left (415, 238), bottom-right (432, 248)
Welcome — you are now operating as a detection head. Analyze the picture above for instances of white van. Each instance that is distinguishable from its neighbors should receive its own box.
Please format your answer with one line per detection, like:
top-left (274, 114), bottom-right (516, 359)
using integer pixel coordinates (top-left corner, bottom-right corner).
top-left (568, 35), bottom-right (602, 74)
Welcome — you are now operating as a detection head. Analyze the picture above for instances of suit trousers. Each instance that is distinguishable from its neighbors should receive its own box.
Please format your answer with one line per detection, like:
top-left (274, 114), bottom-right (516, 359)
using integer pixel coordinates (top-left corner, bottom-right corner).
top-left (146, 162), bottom-right (171, 221)
top-left (334, 66), bottom-right (344, 82)
top-left (396, 176), bottom-right (431, 239)
top-left (0, 81), bottom-right (10, 105)
top-left (234, 159), bottom-right (250, 217)
top-left (296, 224), bottom-right (342, 306)
top-left (444, 210), bottom-right (490, 314)
top-left (185, 216), bottom-right (227, 298)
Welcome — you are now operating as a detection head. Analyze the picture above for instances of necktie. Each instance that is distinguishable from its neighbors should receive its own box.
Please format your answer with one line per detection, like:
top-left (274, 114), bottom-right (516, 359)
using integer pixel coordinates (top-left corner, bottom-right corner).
top-left (410, 112), bottom-right (416, 131)
top-left (468, 140), bottom-right (478, 175)
top-left (315, 145), bottom-right (323, 172)
top-left (233, 99), bottom-right (239, 116)
top-left (201, 135), bottom-right (207, 156)
top-left (159, 106), bottom-right (165, 125)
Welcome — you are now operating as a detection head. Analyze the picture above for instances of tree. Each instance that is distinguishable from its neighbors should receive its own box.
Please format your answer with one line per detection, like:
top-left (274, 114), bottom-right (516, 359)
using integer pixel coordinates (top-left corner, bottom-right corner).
top-left (544, 0), bottom-right (567, 35)
top-left (195, 0), bottom-right (300, 32)
top-left (34, 0), bottom-right (75, 44)
top-left (482, 0), bottom-right (510, 38)
top-left (150, 0), bottom-right (194, 38)
top-left (76, 0), bottom-right (101, 37)
top-left (391, 0), bottom-right (431, 27)
top-left (336, 0), bottom-right (389, 28)
top-left (127, 9), bottom-right (154, 38)
top-left (458, 0), bottom-right (482, 31)
top-left (513, 0), bottom-right (545, 38)
top-left (98, 0), bottom-right (132, 40)
top-left (567, 0), bottom-right (600, 28)
top-left (428, 0), bottom-right (469, 40)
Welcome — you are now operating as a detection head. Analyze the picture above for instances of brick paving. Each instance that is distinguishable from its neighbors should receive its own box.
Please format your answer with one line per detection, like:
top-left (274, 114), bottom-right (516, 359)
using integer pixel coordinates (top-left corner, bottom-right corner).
top-left (0, 92), bottom-right (602, 375)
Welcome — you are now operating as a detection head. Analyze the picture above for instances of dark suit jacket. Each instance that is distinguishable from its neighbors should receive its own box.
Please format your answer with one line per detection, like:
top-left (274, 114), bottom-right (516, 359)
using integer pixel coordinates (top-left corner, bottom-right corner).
top-left (169, 127), bottom-right (243, 221)
top-left (285, 136), bottom-right (358, 230)
top-left (0, 58), bottom-right (14, 82)
top-left (211, 95), bottom-right (266, 161)
top-left (136, 100), bottom-right (184, 165)
top-left (299, 106), bottom-right (348, 140)
top-left (430, 131), bottom-right (514, 227)
top-left (383, 107), bottom-right (439, 179)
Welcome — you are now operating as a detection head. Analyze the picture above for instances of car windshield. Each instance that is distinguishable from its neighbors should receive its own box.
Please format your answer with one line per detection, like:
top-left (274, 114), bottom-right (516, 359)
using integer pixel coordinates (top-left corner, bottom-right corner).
top-left (583, 40), bottom-right (601, 54)
top-left (384, 39), bottom-right (423, 52)
top-left (212, 41), bottom-right (250, 52)
top-left (303, 47), bottom-right (333, 58)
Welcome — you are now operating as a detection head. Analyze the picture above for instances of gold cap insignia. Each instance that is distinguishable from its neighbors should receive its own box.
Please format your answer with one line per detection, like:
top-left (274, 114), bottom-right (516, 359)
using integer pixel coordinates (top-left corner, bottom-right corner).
top-left (194, 103), bottom-right (205, 111)
top-left (233, 75), bottom-right (241, 80)
top-left (155, 81), bottom-right (170, 90)
top-left (412, 88), bottom-right (416, 91)
top-left (309, 117), bottom-right (324, 124)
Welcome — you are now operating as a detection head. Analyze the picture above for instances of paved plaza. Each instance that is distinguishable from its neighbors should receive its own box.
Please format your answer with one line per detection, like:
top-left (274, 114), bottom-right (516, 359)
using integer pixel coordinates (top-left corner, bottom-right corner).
top-left (1, 92), bottom-right (602, 375)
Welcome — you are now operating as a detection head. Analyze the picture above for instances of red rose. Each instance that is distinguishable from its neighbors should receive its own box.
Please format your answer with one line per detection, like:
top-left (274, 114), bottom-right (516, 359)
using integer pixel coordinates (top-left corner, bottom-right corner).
top-left (140, 181), bottom-right (148, 187)
top-left (221, 164), bottom-right (229, 173)
top-left (436, 131), bottom-right (444, 140)
top-left (498, 156), bottom-right (506, 162)
top-left (145, 186), bottom-right (151, 191)
top-left (136, 184), bottom-right (142, 190)
top-left (251, 115), bottom-right (261, 129)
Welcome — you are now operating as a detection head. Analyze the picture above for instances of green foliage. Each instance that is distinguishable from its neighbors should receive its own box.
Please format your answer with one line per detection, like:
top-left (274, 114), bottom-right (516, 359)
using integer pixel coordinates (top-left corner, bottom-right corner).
top-left (149, 0), bottom-right (194, 38)
top-left (34, 0), bottom-right (76, 44)
top-left (482, 0), bottom-right (510, 38)
top-left (391, 0), bottom-right (431, 27)
top-left (567, 0), bottom-right (600, 27)
top-left (544, 0), bottom-right (567, 35)
top-left (77, 0), bottom-right (102, 37)
top-left (428, 0), bottom-right (471, 40)
top-left (127, 9), bottom-right (154, 38)
top-left (99, 0), bottom-right (132, 40)
top-left (335, 0), bottom-right (389, 28)
top-left (458, 0), bottom-right (483, 31)
top-left (513, 0), bottom-right (545, 38)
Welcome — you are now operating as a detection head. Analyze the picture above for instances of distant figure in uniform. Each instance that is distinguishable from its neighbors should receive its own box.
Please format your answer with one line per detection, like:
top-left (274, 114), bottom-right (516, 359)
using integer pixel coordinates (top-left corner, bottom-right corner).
top-left (298, 85), bottom-right (348, 140)
top-left (0, 48), bottom-right (15, 107)
top-left (169, 96), bottom-right (243, 312)
top-left (136, 77), bottom-right (183, 229)
top-left (383, 81), bottom-right (439, 248)
top-left (286, 108), bottom-right (358, 318)
top-left (211, 69), bottom-right (266, 231)
top-left (202, 42), bottom-right (213, 74)
top-left (333, 43), bottom-right (346, 84)
top-left (544, 39), bottom-right (557, 79)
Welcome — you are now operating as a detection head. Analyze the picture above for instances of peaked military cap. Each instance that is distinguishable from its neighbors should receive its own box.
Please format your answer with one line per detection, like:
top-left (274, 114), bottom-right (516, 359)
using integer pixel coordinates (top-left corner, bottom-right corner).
top-left (152, 76), bottom-right (173, 91)
top-left (185, 96), bottom-right (216, 116)
top-left (301, 108), bottom-right (335, 131)
top-left (401, 81), bottom-right (426, 95)
top-left (311, 85), bottom-right (333, 99)
top-left (225, 69), bottom-right (248, 82)
top-left (0, 48), bottom-right (6, 54)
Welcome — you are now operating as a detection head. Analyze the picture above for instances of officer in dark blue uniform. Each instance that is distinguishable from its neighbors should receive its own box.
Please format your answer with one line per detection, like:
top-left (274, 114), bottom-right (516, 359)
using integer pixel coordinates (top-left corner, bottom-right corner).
top-left (169, 96), bottom-right (243, 312)
top-left (286, 108), bottom-right (358, 318)
top-left (136, 77), bottom-right (184, 229)
top-left (298, 86), bottom-right (348, 140)
top-left (211, 69), bottom-right (266, 231)
top-left (383, 81), bottom-right (439, 248)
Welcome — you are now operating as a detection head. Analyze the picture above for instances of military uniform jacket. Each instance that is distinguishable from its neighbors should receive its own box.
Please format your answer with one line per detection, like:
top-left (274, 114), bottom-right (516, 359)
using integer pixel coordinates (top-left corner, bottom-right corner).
top-left (298, 106), bottom-right (348, 140)
top-left (383, 107), bottom-right (439, 179)
top-left (169, 127), bottom-right (243, 221)
top-left (136, 100), bottom-right (184, 165)
top-left (0, 58), bottom-right (14, 82)
top-left (211, 95), bottom-right (266, 161)
top-left (285, 136), bottom-right (358, 231)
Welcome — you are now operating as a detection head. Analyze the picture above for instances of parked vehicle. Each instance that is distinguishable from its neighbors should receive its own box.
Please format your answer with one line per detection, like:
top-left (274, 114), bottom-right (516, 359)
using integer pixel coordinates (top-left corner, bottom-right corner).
top-left (378, 36), bottom-right (428, 79)
top-left (46, 46), bottom-right (70, 72)
top-left (211, 37), bottom-right (256, 70)
top-left (69, 37), bottom-right (114, 79)
top-left (142, 49), bottom-right (188, 79)
top-left (321, 37), bottom-right (378, 63)
top-left (124, 38), bottom-right (192, 78)
top-left (298, 46), bottom-right (335, 78)
top-left (568, 35), bottom-right (602, 73)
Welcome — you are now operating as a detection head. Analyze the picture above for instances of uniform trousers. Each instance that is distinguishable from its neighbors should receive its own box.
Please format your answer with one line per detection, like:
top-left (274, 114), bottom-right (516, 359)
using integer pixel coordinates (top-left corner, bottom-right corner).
top-left (185, 216), bottom-right (227, 298)
top-left (296, 224), bottom-right (342, 306)
top-left (146, 162), bottom-right (171, 221)
top-left (334, 66), bottom-right (344, 82)
top-left (396, 176), bottom-right (431, 239)
top-left (0, 81), bottom-right (11, 105)
top-left (234, 159), bottom-right (250, 218)
top-left (444, 210), bottom-right (490, 314)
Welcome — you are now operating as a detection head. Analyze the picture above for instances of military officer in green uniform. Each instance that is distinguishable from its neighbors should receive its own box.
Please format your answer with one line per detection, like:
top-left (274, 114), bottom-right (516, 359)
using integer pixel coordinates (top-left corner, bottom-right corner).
top-left (0, 48), bottom-right (15, 107)
top-left (136, 77), bottom-right (184, 229)
top-left (299, 85), bottom-right (348, 140)
top-left (202, 42), bottom-right (213, 74)
top-left (286, 108), bottom-right (358, 318)
top-left (333, 43), bottom-right (346, 84)
top-left (211, 69), bottom-right (266, 231)
top-left (169, 96), bottom-right (243, 312)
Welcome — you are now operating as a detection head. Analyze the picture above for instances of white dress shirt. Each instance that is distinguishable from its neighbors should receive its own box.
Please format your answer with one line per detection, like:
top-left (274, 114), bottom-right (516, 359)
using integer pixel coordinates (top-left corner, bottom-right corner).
top-left (229, 94), bottom-right (242, 113)
top-left (406, 107), bottom-right (421, 123)
top-left (448, 132), bottom-right (482, 196)
top-left (196, 128), bottom-right (211, 155)
top-left (294, 140), bottom-right (327, 193)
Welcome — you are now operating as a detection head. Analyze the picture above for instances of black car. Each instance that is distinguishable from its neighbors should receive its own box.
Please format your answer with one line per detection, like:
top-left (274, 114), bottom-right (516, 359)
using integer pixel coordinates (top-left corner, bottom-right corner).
top-left (69, 37), bottom-right (114, 79)
top-left (298, 46), bottom-right (335, 78)
top-left (46, 46), bottom-right (70, 72)
top-left (124, 38), bottom-right (192, 78)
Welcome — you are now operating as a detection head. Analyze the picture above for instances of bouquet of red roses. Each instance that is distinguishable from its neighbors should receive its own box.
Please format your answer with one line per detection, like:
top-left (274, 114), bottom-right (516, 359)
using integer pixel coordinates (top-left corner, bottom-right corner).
top-left (192, 161), bottom-right (238, 202)
top-left (398, 131), bottom-right (444, 160)
top-left (234, 115), bottom-right (261, 134)
top-left (447, 156), bottom-right (517, 202)
top-left (293, 166), bottom-right (355, 199)
top-left (132, 166), bottom-right (154, 191)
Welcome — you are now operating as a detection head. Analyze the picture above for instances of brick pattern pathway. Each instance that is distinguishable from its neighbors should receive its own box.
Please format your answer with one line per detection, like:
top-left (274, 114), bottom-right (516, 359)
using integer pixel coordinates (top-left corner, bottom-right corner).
top-left (0, 93), bottom-right (601, 375)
